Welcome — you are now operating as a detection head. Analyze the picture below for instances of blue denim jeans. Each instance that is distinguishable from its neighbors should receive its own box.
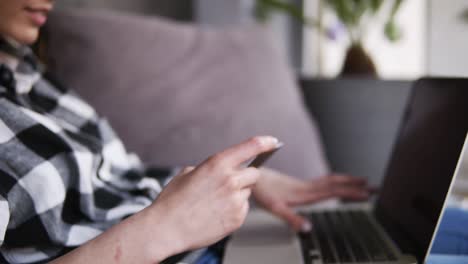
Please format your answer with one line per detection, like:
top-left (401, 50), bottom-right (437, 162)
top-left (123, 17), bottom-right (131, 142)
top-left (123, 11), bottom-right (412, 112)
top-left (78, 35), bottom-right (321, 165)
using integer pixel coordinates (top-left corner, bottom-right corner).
top-left (194, 249), bottom-right (222, 264)
top-left (426, 207), bottom-right (468, 263)
top-left (194, 237), bottom-right (228, 264)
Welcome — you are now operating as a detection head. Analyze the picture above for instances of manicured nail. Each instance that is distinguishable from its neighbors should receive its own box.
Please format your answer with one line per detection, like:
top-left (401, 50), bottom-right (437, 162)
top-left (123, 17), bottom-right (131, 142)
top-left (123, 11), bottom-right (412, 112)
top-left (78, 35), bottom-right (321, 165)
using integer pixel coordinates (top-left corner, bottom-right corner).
top-left (275, 141), bottom-right (284, 149)
top-left (301, 221), bottom-right (312, 233)
top-left (259, 136), bottom-right (279, 147)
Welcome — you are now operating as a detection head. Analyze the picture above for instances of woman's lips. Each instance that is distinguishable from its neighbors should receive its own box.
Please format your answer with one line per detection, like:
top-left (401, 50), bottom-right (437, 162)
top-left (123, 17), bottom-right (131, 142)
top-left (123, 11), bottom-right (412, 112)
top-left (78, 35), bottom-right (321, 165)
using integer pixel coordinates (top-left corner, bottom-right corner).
top-left (24, 7), bottom-right (50, 26)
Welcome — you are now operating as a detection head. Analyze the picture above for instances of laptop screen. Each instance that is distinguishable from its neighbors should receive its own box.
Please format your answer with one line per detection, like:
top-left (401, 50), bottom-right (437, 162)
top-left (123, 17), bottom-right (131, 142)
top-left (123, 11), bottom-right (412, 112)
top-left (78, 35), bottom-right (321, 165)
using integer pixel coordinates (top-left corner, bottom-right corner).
top-left (374, 79), bottom-right (468, 263)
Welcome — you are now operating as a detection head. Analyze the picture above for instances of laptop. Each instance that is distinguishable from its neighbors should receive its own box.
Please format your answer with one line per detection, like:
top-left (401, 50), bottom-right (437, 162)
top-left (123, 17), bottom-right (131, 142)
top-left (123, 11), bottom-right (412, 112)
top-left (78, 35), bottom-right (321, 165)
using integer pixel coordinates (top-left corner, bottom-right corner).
top-left (296, 78), bottom-right (468, 264)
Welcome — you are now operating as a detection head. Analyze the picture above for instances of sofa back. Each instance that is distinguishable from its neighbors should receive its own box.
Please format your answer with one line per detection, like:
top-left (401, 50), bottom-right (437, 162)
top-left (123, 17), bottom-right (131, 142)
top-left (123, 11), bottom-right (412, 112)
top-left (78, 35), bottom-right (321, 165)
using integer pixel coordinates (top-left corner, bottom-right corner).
top-left (43, 9), bottom-right (330, 179)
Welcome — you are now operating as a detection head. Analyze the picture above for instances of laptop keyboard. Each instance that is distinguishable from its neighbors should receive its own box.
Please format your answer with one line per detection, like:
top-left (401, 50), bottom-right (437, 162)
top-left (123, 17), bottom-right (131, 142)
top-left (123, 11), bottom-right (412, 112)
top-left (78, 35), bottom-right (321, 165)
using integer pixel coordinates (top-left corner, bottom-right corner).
top-left (299, 210), bottom-right (398, 264)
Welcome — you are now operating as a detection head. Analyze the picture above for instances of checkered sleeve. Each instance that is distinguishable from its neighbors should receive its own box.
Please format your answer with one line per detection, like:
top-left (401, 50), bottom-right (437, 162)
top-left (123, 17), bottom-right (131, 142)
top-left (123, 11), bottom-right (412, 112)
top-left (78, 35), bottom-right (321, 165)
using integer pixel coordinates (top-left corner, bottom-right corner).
top-left (0, 102), bottom-right (17, 248)
top-left (0, 193), bottom-right (9, 247)
top-left (0, 113), bottom-right (14, 247)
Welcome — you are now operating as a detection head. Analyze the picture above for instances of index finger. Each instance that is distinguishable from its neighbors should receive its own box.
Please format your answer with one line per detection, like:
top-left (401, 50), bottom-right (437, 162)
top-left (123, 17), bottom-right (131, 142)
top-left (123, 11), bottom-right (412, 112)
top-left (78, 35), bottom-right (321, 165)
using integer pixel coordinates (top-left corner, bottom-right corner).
top-left (217, 136), bottom-right (281, 167)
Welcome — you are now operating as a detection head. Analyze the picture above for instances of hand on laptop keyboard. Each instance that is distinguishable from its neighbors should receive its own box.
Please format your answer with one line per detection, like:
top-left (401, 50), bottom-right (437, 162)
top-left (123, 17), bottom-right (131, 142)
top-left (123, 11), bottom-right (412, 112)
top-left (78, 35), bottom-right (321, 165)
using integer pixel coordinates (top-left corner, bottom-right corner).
top-left (252, 168), bottom-right (375, 232)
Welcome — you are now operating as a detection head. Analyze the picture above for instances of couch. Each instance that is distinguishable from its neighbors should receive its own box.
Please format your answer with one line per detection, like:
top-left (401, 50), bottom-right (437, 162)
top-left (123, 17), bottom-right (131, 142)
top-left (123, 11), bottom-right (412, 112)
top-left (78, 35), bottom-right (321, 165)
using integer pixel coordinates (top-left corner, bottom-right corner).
top-left (42, 8), bottom-right (412, 186)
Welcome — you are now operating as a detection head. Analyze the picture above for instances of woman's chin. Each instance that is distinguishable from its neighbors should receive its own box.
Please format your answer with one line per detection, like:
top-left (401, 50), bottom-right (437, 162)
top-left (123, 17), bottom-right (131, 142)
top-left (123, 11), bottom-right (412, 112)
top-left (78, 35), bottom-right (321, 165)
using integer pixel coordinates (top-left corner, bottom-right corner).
top-left (8, 25), bottom-right (40, 45)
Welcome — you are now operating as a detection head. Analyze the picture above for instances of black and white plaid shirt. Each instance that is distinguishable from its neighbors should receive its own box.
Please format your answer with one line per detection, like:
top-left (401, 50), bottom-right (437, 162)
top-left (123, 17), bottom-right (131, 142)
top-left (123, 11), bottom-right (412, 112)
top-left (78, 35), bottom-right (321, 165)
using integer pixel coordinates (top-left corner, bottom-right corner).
top-left (0, 38), bottom-right (179, 263)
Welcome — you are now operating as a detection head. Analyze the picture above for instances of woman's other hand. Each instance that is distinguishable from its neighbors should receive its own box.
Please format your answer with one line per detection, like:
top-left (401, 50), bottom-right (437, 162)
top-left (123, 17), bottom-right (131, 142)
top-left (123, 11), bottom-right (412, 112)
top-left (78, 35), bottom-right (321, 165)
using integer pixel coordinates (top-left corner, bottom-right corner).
top-left (253, 168), bottom-right (374, 232)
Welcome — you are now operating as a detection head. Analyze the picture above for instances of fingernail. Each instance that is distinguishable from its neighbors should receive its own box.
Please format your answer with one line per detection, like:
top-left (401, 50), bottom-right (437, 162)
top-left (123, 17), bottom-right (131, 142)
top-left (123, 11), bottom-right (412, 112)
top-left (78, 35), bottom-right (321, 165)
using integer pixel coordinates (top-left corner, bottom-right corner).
top-left (260, 136), bottom-right (279, 147)
top-left (301, 221), bottom-right (312, 233)
top-left (276, 141), bottom-right (284, 149)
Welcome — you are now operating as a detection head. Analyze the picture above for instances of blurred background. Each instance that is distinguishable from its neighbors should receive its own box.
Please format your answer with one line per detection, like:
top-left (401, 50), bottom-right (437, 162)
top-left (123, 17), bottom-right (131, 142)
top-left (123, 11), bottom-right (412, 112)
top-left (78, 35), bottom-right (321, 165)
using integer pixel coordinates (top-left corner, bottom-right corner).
top-left (54, 0), bottom-right (468, 79)
top-left (47, 0), bottom-right (468, 187)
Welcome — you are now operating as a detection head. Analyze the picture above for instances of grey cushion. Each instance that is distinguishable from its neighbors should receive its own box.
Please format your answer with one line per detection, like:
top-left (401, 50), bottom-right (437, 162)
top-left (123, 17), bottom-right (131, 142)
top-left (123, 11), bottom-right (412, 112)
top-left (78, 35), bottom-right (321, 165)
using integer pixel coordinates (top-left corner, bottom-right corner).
top-left (44, 9), bottom-right (329, 179)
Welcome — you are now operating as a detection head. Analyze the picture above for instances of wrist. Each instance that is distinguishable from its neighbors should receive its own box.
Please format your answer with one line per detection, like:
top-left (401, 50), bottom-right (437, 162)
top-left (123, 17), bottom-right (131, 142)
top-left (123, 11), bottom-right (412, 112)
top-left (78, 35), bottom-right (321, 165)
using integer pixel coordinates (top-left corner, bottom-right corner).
top-left (137, 202), bottom-right (186, 262)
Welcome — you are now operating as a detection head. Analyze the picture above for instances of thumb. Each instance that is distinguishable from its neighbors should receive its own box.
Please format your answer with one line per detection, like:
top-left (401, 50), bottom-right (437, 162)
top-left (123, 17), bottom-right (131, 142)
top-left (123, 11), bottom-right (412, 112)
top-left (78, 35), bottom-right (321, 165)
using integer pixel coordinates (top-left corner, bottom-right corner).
top-left (270, 203), bottom-right (312, 232)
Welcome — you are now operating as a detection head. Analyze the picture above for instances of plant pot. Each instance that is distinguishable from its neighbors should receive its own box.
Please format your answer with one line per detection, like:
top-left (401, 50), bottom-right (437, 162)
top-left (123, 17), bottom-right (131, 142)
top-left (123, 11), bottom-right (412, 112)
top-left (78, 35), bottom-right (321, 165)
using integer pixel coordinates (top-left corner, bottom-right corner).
top-left (340, 44), bottom-right (377, 77)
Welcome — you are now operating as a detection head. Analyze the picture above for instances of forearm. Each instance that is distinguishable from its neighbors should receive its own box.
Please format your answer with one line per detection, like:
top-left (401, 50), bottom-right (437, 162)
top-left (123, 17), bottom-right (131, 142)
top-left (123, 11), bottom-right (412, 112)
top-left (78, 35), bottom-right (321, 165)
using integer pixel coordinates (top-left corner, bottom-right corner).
top-left (50, 206), bottom-right (181, 264)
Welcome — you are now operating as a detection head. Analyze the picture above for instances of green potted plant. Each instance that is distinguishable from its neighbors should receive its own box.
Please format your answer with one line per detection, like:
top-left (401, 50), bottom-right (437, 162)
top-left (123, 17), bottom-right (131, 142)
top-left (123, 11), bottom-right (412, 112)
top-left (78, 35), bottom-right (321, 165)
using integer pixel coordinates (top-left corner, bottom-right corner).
top-left (460, 7), bottom-right (468, 23)
top-left (254, 0), bottom-right (406, 77)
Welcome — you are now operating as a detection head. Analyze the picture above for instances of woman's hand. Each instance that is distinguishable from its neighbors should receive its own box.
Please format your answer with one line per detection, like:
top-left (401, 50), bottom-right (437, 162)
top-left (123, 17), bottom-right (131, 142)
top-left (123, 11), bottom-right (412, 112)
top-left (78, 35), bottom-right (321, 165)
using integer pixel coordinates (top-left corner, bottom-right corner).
top-left (252, 168), bottom-right (374, 232)
top-left (51, 136), bottom-right (280, 264)
top-left (146, 136), bottom-right (281, 258)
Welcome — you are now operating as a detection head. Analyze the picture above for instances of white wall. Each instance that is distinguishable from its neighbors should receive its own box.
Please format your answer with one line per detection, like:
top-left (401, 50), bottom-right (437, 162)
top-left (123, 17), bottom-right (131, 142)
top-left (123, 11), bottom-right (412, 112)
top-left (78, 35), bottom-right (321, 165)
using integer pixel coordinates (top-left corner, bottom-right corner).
top-left (302, 0), bottom-right (320, 76)
top-left (428, 0), bottom-right (468, 77)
